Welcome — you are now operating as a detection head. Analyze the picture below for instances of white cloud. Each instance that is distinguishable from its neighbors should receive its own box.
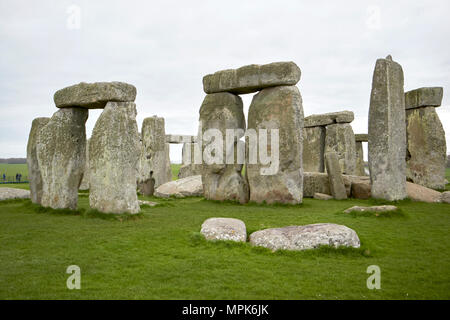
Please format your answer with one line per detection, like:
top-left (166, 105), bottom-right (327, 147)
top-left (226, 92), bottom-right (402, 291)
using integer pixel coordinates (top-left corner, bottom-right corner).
top-left (0, 0), bottom-right (449, 161)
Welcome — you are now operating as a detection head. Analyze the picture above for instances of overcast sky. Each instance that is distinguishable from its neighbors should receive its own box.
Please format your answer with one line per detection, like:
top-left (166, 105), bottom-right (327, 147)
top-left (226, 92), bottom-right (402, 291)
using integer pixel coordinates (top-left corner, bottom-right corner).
top-left (1, 0), bottom-right (449, 162)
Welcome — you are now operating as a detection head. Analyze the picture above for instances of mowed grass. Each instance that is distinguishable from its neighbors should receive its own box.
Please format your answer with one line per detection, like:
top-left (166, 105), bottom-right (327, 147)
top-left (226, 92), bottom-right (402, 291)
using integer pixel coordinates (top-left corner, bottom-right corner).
top-left (0, 163), bottom-right (28, 178)
top-left (0, 195), bottom-right (449, 299)
top-left (0, 165), bottom-right (449, 299)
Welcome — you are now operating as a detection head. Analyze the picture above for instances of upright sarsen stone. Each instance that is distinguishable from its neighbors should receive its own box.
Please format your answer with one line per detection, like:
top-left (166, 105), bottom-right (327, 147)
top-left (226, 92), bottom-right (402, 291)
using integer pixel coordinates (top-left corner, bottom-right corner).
top-left (199, 92), bottom-right (249, 203)
top-left (355, 141), bottom-right (365, 176)
top-left (137, 116), bottom-right (172, 195)
top-left (324, 152), bottom-right (347, 200)
top-left (36, 108), bottom-right (88, 209)
top-left (303, 126), bottom-right (325, 172)
top-left (325, 123), bottom-right (356, 175)
top-left (27, 117), bottom-right (50, 204)
top-left (406, 106), bottom-right (446, 189)
top-left (79, 138), bottom-right (90, 190)
top-left (368, 56), bottom-right (407, 200)
top-left (247, 85), bottom-right (304, 204)
top-left (89, 102), bottom-right (140, 214)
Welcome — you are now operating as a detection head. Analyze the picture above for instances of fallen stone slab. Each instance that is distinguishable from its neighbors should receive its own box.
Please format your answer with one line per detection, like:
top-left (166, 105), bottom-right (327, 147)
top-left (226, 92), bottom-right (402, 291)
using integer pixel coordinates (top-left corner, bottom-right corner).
top-left (325, 123), bottom-right (356, 175)
top-left (154, 175), bottom-right (203, 198)
top-left (406, 182), bottom-right (442, 203)
top-left (304, 111), bottom-right (354, 128)
top-left (441, 192), bottom-right (450, 204)
top-left (138, 200), bottom-right (159, 207)
top-left (0, 188), bottom-right (30, 201)
top-left (203, 61), bottom-right (301, 94)
top-left (54, 81), bottom-right (136, 109)
top-left (405, 87), bottom-right (443, 110)
top-left (303, 172), bottom-right (331, 197)
top-left (344, 205), bottom-right (398, 214)
top-left (249, 223), bottom-right (360, 251)
top-left (325, 152), bottom-right (347, 200)
top-left (201, 217), bottom-right (247, 242)
top-left (313, 193), bottom-right (333, 200)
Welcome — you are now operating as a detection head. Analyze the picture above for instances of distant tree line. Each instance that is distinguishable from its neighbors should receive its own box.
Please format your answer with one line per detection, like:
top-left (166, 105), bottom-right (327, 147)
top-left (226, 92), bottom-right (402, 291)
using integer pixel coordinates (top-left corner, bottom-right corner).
top-left (0, 158), bottom-right (26, 164)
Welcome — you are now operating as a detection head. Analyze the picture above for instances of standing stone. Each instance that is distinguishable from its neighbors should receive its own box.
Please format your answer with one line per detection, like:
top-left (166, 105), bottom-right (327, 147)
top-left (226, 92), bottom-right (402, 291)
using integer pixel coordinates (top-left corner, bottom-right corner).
top-left (355, 134), bottom-right (368, 176)
top-left (325, 123), bottom-right (356, 175)
top-left (26, 117), bottom-right (50, 204)
top-left (178, 142), bottom-right (202, 179)
top-left (355, 141), bottom-right (365, 176)
top-left (324, 152), bottom-right (347, 200)
top-left (79, 138), bottom-right (90, 190)
top-left (89, 102), bottom-right (140, 214)
top-left (200, 92), bottom-right (249, 203)
top-left (406, 106), bottom-right (446, 189)
top-left (247, 85), bottom-right (304, 204)
top-left (368, 56), bottom-right (407, 201)
top-left (137, 116), bottom-right (172, 196)
top-left (303, 126), bottom-right (325, 172)
top-left (36, 108), bottom-right (88, 209)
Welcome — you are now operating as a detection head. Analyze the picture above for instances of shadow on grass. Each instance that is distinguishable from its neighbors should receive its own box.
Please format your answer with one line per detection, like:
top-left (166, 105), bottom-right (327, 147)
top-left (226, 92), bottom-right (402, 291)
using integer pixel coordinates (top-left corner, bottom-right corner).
top-left (188, 232), bottom-right (372, 258)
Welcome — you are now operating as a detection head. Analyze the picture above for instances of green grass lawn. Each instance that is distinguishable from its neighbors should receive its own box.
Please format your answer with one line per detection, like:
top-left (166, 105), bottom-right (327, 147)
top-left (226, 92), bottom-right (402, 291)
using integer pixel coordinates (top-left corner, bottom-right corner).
top-left (0, 163), bottom-right (28, 182)
top-left (1, 165), bottom-right (449, 299)
top-left (0, 194), bottom-right (449, 299)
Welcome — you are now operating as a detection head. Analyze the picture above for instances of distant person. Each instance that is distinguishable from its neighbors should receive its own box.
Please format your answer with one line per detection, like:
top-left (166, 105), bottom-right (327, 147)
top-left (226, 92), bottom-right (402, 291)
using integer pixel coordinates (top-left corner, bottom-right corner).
top-left (18, 173), bottom-right (21, 182)
top-left (2, 173), bottom-right (5, 181)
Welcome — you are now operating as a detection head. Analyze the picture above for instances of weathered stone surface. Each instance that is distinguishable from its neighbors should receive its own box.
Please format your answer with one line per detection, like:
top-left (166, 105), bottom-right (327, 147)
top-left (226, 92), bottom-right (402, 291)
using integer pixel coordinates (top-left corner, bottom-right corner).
top-left (89, 102), bottom-right (140, 214)
top-left (368, 56), bottom-right (407, 201)
top-left (406, 107), bottom-right (446, 189)
top-left (405, 87), bottom-right (443, 110)
top-left (178, 142), bottom-right (202, 179)
top-left (165, 134), bottom-right (197, 144)
top-left (200, 93), bottom-right (249, 203)
top-left (351, 181), bottom-right (371, 199)
top-left (249, 223), bottom-right (360, 251)
top-left (37, 108), bottom-right (87, 210)
top-left (303, 126), bottom-right (325, 172)
top-left (325, 123), bottom-right (356, 175)
top-left (247, 85), bottom-right (304, 204)
top-left (406, 181), bottom-right (442, 203)
top-left (344, 205), bottom-right (398, 214)
top-left (54, 81), bottom-right (136, 109)
top-left (154, 175), bottom-right (203, 198)
top-left (137, 116), bottom-right (172, 196)
top-left (303, 172), bottom-right (331, 197)
top-left (201, 217), bottom-right (247, 242)
top-left (355, 141), bottom-right (366, 176)
top-left (325, 152), bottom-right (347, 200)
top-left (355, 134), bottom-right (368, 142)
top-left (27, 117), bottom-right (50, 204)
top-left (0, 188), bottom-right (30, 201)
top-left (313, 193), bottom-right (333, 200)
top-left (79, 138), bottom-right (90, 191)
top-left (203, 61), bottom-right (301, 94)
top-left (138, 200), bottom-right (159, 207)
top-left (304, 111), bottom-right (354, 128)
top-left (441, 191), bottom-right (450, 204)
